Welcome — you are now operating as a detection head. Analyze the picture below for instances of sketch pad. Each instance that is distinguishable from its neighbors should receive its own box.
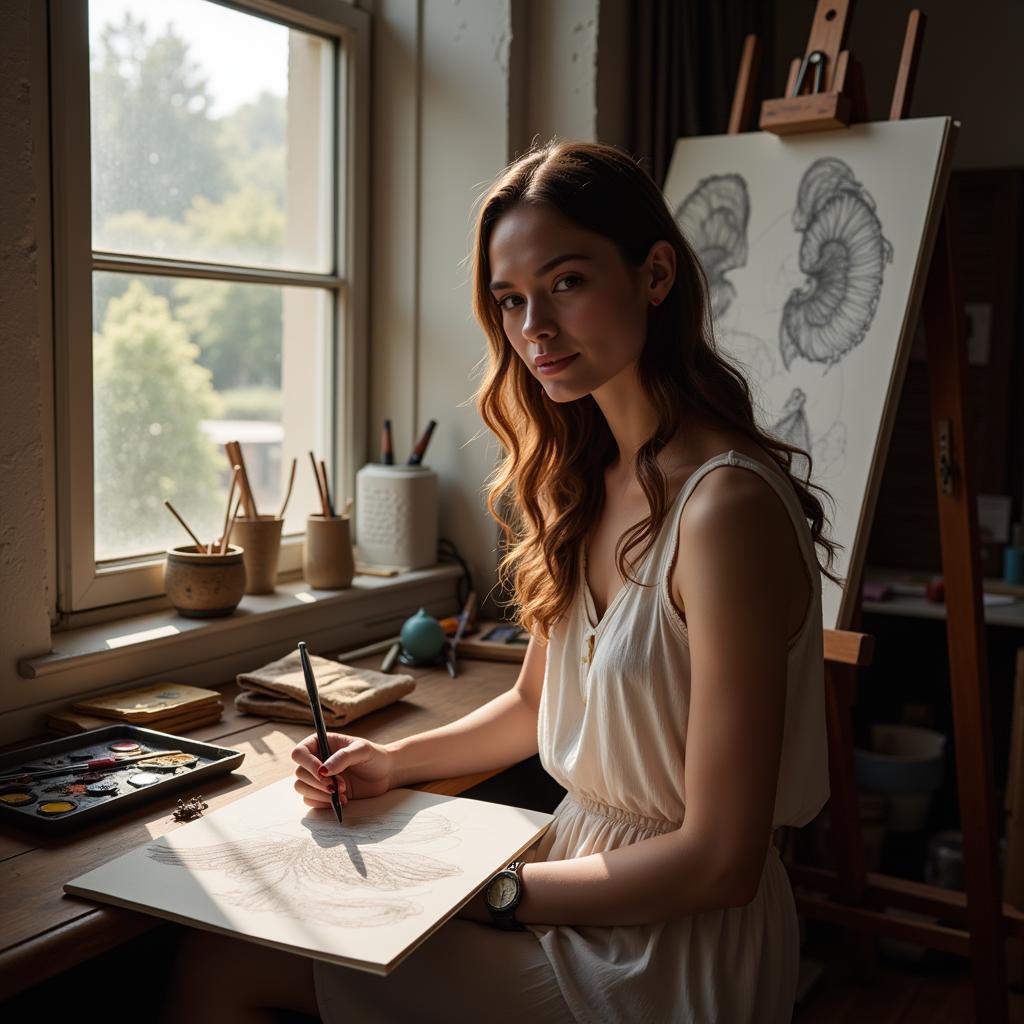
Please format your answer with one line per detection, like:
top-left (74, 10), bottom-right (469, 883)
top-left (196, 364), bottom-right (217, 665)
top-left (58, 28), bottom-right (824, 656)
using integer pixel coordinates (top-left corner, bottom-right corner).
top-left (65, 779), bottom-right (552, 974)
top-left (662, 117), bottom-right (956, 629)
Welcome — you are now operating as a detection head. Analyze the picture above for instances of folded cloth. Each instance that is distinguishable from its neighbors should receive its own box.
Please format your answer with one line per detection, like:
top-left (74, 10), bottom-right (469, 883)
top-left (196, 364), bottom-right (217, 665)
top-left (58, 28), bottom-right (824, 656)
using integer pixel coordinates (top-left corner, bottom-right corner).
top-left (235, 651), bottom-right (415, 727)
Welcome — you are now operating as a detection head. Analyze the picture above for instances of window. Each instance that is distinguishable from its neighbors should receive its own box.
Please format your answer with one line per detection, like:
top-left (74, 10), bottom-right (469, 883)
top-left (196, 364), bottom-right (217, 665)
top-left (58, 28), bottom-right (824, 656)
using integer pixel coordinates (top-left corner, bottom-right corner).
top-left (51, 0), bottom-right (369, 612)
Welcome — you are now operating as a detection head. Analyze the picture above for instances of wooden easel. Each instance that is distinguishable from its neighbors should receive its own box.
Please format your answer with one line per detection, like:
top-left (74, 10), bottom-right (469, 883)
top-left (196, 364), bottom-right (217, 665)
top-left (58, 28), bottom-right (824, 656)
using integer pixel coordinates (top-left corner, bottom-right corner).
top-left (725, 3), bottom-right (1019, 1020)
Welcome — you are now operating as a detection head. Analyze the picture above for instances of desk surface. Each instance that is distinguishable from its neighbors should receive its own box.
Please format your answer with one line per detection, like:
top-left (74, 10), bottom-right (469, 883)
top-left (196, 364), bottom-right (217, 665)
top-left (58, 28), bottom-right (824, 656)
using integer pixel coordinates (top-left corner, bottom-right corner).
top-left (0, 653), bottom-right (520, 1000)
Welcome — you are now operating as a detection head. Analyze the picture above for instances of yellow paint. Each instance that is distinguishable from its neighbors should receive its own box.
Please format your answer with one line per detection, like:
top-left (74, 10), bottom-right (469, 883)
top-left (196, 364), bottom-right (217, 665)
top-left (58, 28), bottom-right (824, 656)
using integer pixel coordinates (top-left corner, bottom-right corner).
top-left (38, 800), bottom-right (76, 814)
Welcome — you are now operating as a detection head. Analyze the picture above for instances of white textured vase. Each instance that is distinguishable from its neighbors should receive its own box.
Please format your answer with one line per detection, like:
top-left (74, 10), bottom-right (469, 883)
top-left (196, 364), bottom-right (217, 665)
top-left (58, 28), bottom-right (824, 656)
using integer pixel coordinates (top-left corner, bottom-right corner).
top-left (354, 464), bottom-right (438, 570)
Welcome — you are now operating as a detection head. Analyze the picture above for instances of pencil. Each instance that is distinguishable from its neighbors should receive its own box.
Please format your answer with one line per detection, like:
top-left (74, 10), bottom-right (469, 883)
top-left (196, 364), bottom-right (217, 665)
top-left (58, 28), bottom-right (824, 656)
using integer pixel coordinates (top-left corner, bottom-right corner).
top-left (381, 419), bottom-right (394, 465)
top-left (297, 641), bottom-right (343, 824)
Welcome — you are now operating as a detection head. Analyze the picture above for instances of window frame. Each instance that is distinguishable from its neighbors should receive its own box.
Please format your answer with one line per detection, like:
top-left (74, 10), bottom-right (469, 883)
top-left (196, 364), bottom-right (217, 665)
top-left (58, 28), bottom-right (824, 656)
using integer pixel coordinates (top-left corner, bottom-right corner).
top-left (50, 0), bottom-right (370, 615)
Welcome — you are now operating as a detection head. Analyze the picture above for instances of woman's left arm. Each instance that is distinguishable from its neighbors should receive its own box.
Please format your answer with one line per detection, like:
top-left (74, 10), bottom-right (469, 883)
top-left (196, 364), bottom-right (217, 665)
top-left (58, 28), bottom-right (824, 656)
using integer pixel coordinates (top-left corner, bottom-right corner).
top-left (467, 468), bottom-right (805, 927)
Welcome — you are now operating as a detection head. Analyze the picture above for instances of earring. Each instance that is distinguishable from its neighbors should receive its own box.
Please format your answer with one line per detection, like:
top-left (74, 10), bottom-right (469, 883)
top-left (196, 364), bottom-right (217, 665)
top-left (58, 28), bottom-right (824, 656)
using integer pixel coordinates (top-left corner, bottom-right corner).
top-left (650, 296), bottom-right (660, 306)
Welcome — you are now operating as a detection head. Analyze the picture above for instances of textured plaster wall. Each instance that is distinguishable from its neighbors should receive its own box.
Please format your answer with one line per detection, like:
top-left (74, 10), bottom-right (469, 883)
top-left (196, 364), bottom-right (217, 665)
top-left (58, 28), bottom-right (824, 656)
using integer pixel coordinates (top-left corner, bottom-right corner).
top-left (369, 0), bottom-right (612, 612)
top-left (0, 2), bottom-right (53, 695)
top-left (523, 0), bottom-right (600, 146)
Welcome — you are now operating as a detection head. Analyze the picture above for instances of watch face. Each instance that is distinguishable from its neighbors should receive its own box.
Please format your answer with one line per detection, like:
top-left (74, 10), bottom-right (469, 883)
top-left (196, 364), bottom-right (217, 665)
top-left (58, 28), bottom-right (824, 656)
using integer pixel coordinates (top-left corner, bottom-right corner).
top-left (486, 872), bottom-right (518, 910)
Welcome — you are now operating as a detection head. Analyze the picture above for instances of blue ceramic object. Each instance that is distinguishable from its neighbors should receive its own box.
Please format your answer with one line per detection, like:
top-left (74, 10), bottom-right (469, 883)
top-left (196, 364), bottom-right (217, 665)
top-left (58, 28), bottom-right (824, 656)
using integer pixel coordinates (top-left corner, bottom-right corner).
top-left (399, 607), bottom-right (446, 662)
top-left (1003, 546), bottom-right (1024, 585)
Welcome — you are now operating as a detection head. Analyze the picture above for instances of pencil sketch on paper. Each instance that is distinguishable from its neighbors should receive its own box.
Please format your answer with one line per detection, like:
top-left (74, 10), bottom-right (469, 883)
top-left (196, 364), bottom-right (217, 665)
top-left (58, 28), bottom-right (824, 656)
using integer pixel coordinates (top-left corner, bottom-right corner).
top-left (780, 157), bottom-right (893, 370)
top-left (146, 810), bottom-right (463, 928)
top-left (671, 157), bottom-right (887, 484)
top-left (673, 173), bottom-right (750, 320)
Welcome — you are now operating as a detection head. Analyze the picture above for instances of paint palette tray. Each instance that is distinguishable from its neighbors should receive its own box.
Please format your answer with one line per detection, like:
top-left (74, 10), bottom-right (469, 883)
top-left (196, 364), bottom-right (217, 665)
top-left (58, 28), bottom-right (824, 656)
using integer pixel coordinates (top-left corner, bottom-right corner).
top-left (0, 725), bottom-right (244, 834)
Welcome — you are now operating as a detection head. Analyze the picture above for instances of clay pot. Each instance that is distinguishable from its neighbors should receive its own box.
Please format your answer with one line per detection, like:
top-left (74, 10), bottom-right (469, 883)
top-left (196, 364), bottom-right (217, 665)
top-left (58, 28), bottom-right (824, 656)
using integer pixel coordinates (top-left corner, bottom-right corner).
top-left (164, 545), bottom-right (246, 618)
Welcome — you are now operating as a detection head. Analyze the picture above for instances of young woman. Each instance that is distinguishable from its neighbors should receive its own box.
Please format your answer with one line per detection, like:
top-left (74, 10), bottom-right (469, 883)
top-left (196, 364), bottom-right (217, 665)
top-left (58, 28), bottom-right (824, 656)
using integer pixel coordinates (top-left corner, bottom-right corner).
top-left (160, 140), bottom-right (839, 1024)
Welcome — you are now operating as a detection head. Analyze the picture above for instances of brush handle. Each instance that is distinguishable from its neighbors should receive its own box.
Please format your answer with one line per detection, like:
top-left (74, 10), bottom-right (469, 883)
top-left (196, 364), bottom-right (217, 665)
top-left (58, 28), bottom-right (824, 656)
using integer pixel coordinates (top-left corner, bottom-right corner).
top-left (0, 749), bottom-right (184, 783)
top-left (226, 441), bottom-right (258, 518)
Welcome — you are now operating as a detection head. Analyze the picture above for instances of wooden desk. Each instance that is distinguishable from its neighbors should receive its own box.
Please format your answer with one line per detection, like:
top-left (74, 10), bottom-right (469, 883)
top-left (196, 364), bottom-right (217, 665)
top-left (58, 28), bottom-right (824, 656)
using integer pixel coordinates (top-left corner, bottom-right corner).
top-left (0, 654), bottom-right (520, 1001)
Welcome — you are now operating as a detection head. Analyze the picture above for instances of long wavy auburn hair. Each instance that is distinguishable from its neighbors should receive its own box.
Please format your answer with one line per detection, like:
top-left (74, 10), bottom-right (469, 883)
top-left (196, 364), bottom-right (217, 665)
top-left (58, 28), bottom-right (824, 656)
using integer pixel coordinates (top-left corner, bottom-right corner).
top-left (472, 140), bottom-right (842, 640)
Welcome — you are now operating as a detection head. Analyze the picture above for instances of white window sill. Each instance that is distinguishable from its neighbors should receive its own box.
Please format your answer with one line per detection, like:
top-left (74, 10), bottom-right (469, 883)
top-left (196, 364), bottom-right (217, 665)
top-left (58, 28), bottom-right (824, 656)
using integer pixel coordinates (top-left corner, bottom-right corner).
top-left (6, 565), bottom-right (462, 746)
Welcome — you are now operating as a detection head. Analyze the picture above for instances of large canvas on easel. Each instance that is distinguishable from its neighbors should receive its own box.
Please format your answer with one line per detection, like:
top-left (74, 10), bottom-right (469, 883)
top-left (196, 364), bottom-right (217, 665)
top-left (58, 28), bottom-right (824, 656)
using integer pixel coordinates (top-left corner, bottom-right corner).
top-left (663, 117), bottom-right (956, 629)
top-left (65, 779), bottom-right (551, 975)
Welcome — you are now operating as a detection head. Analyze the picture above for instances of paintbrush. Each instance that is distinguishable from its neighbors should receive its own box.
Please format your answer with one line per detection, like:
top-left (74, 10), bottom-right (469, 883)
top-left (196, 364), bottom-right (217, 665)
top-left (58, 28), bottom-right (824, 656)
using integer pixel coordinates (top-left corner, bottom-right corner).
top-left (216, 465), bottom-right (241, 554)
top-left (445, 591), bottom-right (478, 679)
top-left (163, 500), bottom-right (204, 552)
top-left (225, 441), bottom-right (258, 518)
top-left (277, 457), bottom-right (297, 519)
top-left (0, 749), bottom-right (185, 785)
top-left (309, 451), bottom-right (330, 517)
top-left (319, 459), bottom-right (335, 517)
top-left (220, 493), bottom-right (243, 555)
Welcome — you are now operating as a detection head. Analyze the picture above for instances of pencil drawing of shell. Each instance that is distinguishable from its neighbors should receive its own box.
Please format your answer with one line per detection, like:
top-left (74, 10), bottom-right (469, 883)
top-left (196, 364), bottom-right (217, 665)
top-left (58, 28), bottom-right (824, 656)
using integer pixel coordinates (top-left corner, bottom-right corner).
top-left (772, 388), bottom-right (811, 453)
top-left (780, 158), bottom-right (893, 369)
top-left (772, 388), bottom-right (811, 481)
top-left (674, 174), bottom-right (750, 319)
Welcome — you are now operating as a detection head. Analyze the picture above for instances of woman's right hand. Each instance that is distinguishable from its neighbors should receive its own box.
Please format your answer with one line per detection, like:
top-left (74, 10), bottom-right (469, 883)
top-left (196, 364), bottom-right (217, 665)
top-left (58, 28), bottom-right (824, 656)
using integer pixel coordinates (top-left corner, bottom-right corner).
top-left (290, 732), bottom-right (395, 810)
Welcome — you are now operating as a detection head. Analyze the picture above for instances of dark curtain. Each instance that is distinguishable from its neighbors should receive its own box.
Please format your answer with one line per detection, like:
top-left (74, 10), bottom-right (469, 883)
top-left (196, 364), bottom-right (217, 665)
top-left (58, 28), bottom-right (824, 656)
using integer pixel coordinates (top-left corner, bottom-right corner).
top-left (629, 0), bottom-right (777, 187)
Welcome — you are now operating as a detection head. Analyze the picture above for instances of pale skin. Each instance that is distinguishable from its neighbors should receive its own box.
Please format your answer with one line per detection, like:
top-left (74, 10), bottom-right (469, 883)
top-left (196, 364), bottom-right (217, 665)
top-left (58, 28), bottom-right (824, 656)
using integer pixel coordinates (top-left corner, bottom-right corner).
top-left (159, 204), bottom-right (810, 1021)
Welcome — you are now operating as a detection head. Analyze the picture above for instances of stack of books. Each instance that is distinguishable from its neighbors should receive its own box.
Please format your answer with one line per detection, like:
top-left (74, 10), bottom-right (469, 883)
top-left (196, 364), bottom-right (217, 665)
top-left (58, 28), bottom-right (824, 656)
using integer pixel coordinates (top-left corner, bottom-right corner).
top-left (47, 682), bottom-right (224, 735)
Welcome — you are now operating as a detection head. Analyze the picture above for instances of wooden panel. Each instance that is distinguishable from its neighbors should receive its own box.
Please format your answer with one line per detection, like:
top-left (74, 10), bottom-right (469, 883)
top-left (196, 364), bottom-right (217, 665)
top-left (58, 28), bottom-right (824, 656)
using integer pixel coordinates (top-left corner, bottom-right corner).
top-left (823, 628), bottom-right (875, 667)
top-left (790, 862), bottom-right (1024, 939)
top-left (923, 209), bottom-right (1007, 1020)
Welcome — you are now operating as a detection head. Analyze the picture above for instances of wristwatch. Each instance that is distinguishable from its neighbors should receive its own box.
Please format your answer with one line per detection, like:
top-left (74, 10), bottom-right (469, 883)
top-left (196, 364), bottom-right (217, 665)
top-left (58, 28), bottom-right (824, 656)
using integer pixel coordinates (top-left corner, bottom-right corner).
top-left (484, 860), bottom-right (526, 930)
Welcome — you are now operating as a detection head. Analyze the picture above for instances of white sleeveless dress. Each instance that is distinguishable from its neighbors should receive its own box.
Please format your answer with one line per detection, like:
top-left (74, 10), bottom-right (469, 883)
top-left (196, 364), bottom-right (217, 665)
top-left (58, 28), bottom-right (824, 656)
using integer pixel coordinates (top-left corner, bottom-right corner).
top-left (527, 449), bottom-right (829, 1022)
top-left (314, 449), bottom-right (828, 1023)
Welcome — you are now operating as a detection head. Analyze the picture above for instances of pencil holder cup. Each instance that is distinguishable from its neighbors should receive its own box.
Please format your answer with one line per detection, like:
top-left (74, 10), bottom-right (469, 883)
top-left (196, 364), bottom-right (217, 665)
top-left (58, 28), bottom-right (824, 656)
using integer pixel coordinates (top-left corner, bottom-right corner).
top-left (231, 515), bottom-right (284, 594)
top-left (303, 515), bottom-right (355, 589)
top-left (354, 464), bottom-right (438, 570)
top-left (164, 545), bottom-right (246, 618)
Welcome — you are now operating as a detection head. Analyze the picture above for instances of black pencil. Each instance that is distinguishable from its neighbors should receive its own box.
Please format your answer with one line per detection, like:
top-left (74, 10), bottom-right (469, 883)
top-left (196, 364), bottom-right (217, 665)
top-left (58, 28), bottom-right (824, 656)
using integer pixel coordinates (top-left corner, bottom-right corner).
top-left (297, 641), bottom-right (343, 824)
top-left (381, 419), bottom-right (394, 465)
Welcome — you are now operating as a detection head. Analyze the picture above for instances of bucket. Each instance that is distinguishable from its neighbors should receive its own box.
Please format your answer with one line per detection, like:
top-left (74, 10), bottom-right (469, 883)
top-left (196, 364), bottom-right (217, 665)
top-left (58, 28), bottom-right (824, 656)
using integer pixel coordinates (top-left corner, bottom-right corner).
top-left (855, 724), bottom-right (946, 833)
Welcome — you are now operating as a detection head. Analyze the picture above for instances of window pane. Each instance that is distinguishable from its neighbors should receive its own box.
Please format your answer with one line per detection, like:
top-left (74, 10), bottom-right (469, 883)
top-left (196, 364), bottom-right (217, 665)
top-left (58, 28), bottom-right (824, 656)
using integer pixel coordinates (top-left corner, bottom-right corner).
top-left (89, 0), bottom-right (334, 273)
top-left (93, 272), bottom-right (333, 562)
